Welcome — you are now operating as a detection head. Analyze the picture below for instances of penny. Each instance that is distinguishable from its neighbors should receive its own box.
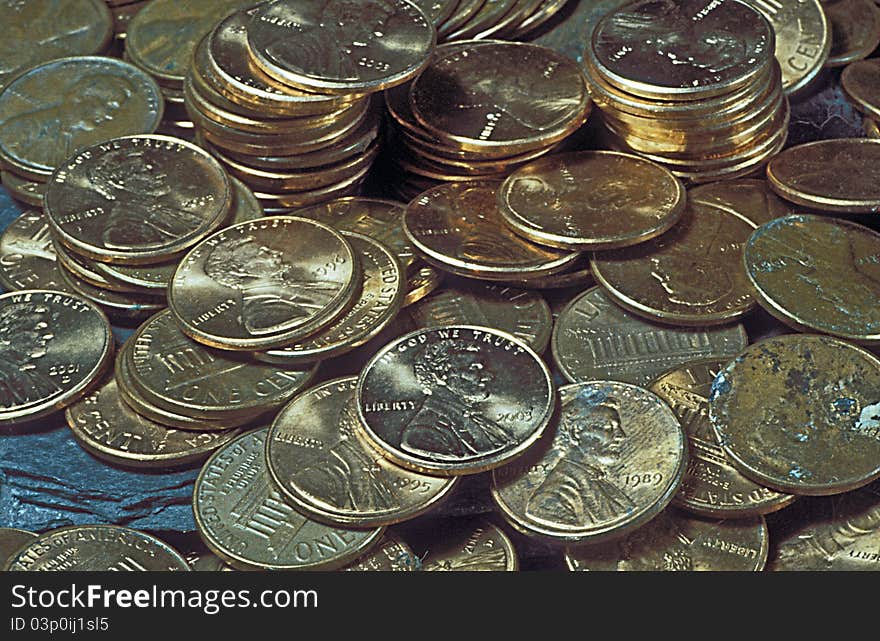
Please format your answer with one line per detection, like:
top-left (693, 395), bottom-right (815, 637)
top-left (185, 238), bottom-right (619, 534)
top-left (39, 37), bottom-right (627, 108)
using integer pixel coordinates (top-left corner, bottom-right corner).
top-left (194, 427), bottom-right (384, 570)
top-left (57, 266), bottom-right (167, 323)
top-left (0, 211), bottom-right (72, 293)
top-left (824, 0), bottom-right (880, 67)
top-left (492, 381), bottom-right (687, 545)
top-left (5, 525), bottom-right (189, 571)
top-left (402, 264), bottom-right (444, 307)
top-left (865, 117), bottom-right (880, 139)
top-left (45, 135), bottom-right (232, 264)
top-left (498, 151), bottom-right (685, 250)
top-left (247, 0), bottom-right (436, 94)
top-left (590, 198), bottom-right (758, 326)
top-left (444, 0), bottom-right (519, 39)
top-left (0, 57), bottom-right (163, 179)
top-left (0, 0), bottom-right (113, 90)
top-left (256, 233), bottom-right (403, 364)
top-left (267, 376), bottom-right (458, 527)
top-left (744, 215), bottom-right (880, 343)
top-left (54, 241), bottom-right (146, 294)
top-left (1, 171), bottom-right (44, 207)
top-left (708, 334), bottom-right (880, 496)
top-left (356, 325), bottom-right (555, 475)
top-left (649, 359), bottom-right (795, 518)
top-left (402, 278), bottom-right (553, 352)
top-left (438, 0), bottom-right (486, 36)
top-left (767, 483), bottom-right (880, 570)
top-left (565, 509), bottom-right (769, 571)
top-left (687, 178), bottom-right (796, 228)
top-left (127, 310), bottom-right (319, 420)
top-left (171, 532), bottom-right (235, 571)
top-left (0, 528), bottom-right (37, 569)
top-left (412, 0), bottom-right (459, 23)
top-left (342, 533), bottom-right (418, 570)
top-left (766, 138), bottom-right (880, 212)
top-left (65, 377), bottom-right (242, 469)
top-left (0, 290), bottom-right (113, 425)
top-left (417, 518), bottom-right (519, 571)
top-left (588, 0), bottom-right (774, 99)
top-left (410, 42), bottom-right (591, 154)
top-left (842, 58), bottom-right (880, 121)
top-left (403, 181), bottom-right (582, 281)
top-left (169, 216), bottom-right (359, 350)
top-left (551, 286), bottom-right (748, 387)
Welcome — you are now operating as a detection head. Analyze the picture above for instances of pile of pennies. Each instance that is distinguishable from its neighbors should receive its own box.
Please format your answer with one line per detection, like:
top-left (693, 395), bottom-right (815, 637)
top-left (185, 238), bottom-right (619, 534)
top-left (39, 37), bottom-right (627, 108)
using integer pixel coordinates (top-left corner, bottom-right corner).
top-left (1, 0), bottom-right (880, 572)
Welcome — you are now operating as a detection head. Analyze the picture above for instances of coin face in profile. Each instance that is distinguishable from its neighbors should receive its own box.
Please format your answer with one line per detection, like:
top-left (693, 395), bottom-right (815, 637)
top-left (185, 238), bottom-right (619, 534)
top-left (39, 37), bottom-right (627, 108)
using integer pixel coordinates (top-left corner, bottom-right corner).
top-left (492, 381), bottom-right (687, 545)
top-left (0, 210), bottom-right (72, 293)
top-left (499, 151), bottom-right (685, 250)
top-left (744, 215), bottom-right (880, 343)
top-left (565, 509), bottom-right (769, 571)
top-left (247, 0), bottom-right (436, 93)
top-left (418, 518), bottom-right (519, 571)
top-left (356, 325), bottom-right (555, 475)
top-left (0, 57), bottom-right (163, 178)
top-left (169, 217), bottom-right (359, 350)
top-left (0, 290), bottom-right (113, 425)
top-left (6, 525), bottom-right (190, 571)
top-left (194, 428), bottom-right (384, 570)
top-left (709, 334), bottom-right (880, 496)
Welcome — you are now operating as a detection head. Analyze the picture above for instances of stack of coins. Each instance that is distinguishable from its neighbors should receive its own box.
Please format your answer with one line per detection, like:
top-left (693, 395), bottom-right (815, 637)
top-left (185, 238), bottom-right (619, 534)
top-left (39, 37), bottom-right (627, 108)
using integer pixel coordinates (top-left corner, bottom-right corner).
top-left (433, 0), bottom-right (571, 41)
top-left (384, 40), bottom-right (592, 201)
top-left (585, 0), bottom-right (790, 184)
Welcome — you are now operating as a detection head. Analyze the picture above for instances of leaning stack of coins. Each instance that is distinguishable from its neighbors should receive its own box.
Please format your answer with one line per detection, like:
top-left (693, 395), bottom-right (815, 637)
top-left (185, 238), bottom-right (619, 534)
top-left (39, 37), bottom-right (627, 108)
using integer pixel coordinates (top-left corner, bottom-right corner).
top-left (585, 0), bottom-right (790, 184)
top-left (0, 56), bottom-right (163, 208)
top-left (184, 5), bottom-right (387, 213)
top-left (384, 40), bottom-right (592, 201)
top-left (433, 0), bottom-right (571, 41)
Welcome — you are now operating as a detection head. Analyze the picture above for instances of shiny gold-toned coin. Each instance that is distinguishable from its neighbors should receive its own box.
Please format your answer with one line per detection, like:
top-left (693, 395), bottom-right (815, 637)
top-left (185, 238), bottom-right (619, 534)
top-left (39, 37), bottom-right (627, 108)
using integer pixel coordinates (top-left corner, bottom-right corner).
top-left (247, 0), bottom-right (436, 94)
top-left (824, 0), bottom-right (880, 67)
top-left (57, 265), bottom-right (167, 323)
top-left (565, 509), bottom-right (769, 571)
top-left (0, 528), bottom-right (38, 570)
top-left (0, 56), bottom-right (163, 179)
top-left (444, 0), bottom-right (520, 39)
top-left (492, 381), bottom-right (687, 545)
top-left (744, 215), bottom-right (880, 343)
top-left (865, 117), bottom-right (880, 139)
top-left (768, 483), bottom-right (880, 570)
top-left (194, 427), bottom-right (384, 571)
top-left (342, 533), bottom-right (418, 571)
top-left (649, 359), bottom-right (796, 518)
top-left (438, 0), bottom-right (487, 36)
top-left (410, 41), bottom-right (590, 154)
top-left (6, 525), bottom-right (189, 571)
top-left (404, 181), bottom-right (582, 281)
top-left (356, 325), bottom-right (555, 475)
top-left (417, 518), bottom-right (519, 571)
top-left (0, 290), bottom-right (113, 425)
top-left (169, 216), bottom-right (360, 350)
top-left (842, 58), bottom-right (880, 120)
top-left (591, 199), bottom-right (758, 326)
top-left (46, 135), bottom-right (231, 264)
top-left (687, 178), bottom-right (796, 228)
top-left (267, 376), bottom-right (458, 527)
top-left (709, 334), bottom-right (880, 496)
top-left (766, 138), bottom-right (880, 212)
top-left (498, 151), bottom-right (685, 250)
top-left (1, 171), bottom-right (44, 207)
top-left (0, 211), bottom-right (72, 293)
top-left (402, 264), bottom-right (444, 307)
top-left (65, 377), bottom-right (242, 469)
top-left (54, 241), bottom-right (147, 294)
top-left (551, 286), bottom-right (748, 387)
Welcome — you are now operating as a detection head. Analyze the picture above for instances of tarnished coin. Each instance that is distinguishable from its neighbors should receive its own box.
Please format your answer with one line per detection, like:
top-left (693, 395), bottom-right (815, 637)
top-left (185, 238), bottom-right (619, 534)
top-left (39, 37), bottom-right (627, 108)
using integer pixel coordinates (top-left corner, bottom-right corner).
top-left (1, 171), bottom-right (44, 207)
top-left (6, 525), bottom-right (189, 571)
top-left (342, 533), bottom-right (418, 571)
top-left (565, 509), bottom-right (769, 571)
top-left (412, 0), bottom-right (458, 24)
top-left (169, 217), bottom-right (359, 350)
top-left (498, 151), bottom-right (685, 250)
top-left (766, 138), bottom-right (880, 212)
top-left (267, 377), bottom-right (458, 527)
top-left (0, 529), bottom-right (37, 570)
top-left (687, 178), bottom-right (796, 228)
top-left (65, 377), bottom-right (242, 469)
top-left (551, 286), bottom-right (748, 387)
top-left (247, 0), bottom-right (436, 94)
top-left (0, 57), bottom-right (163, 179)
top-left (418, 518), bottom-right (519, 571)
top-left (194, 427), bottom-right (384, 571)
top-left (824, 0), bottom-right (880, 67)
top-left (591, 198), bottom-right (758, 326)
top-left (402, 279), bottom-right (552, 353)
top-left (403, 264), bottom-right (444, 307)
top-left (127, 310), bottom-right (318, 420)
top-left (0, 290), bottom-right (113, 425)
top-left (0, 210), bottom-right (72, 293)
top-left (0, 0), bottom-right (113, 90)
top-left (410, 42), bottom-right (590, 154)
top-left (45, 135), bottom-right (231, 264)
top-left (709, 334), bottom-right (880, 496)
top-left (744, 215), bottom-right (880, 343)
top-left (492, 381), bottom-right (687, 545)
top-left (589, 0), bottom-right (774, 99)
top-left (865, 117), bottom-right (880, 139)
top-left (404, 182), bottom-right (582, 281)
top-left (650, 359), bottom-right (795, 518)
top-left (768, 483), bottom-right (880, 570)
top-left (842, 58), bottom-right (880, 121)
top-left (256, 233), bottom-right (403, 364)
top-left (356, 325), bottom-right (555, 475)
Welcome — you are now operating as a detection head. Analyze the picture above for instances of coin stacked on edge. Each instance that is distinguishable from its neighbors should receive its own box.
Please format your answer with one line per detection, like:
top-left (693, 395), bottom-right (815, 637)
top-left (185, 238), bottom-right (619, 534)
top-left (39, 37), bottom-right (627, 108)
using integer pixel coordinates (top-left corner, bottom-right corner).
top-left (433, 0), bottom-right (572, 42)
top-left (585, 0), bottom-right (790, 184)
